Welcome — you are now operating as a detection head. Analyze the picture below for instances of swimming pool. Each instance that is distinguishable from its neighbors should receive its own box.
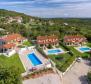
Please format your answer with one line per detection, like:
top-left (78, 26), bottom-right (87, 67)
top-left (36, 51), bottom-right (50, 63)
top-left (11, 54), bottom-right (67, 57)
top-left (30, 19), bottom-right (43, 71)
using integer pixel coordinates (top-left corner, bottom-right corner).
top-left (47, 49), bottom-right (62, 55)
top-left (28, 53), bottom-right (42, 66)
top-left (79, 47), bottom-right (91, 52)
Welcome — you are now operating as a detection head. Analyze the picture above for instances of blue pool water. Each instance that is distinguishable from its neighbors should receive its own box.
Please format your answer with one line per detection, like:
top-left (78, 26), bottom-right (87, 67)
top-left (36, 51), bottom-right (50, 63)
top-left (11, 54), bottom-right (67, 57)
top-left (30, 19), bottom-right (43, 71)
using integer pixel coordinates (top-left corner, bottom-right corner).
top-left (28, 53), bottom-right (42, 66)
top-left (79, 47), bottom-right (91, 52)
top-left (48, 49), bottom-right (61, 54)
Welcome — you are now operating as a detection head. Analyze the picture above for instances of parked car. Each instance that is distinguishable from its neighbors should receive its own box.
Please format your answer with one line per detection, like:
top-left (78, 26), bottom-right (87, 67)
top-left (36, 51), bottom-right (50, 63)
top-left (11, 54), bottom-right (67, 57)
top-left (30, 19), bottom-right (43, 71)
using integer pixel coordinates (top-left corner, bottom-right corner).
top-left (76, 57), bottom-right (82, 62)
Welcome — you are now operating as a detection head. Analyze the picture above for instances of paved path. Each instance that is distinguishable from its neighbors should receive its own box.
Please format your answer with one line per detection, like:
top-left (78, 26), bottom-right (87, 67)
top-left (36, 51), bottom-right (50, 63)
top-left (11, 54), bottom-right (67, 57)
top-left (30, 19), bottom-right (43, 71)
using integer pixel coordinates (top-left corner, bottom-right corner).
top-left (62, 60), bottom-right (90, 84)
top-left (23, 73), bottom-right (62, 84)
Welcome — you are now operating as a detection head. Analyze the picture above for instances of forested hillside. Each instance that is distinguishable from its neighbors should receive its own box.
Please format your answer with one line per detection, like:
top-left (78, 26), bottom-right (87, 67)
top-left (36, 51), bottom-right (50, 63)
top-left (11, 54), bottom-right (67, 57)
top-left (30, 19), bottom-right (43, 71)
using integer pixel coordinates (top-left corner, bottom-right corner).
top-left (0, 9), bottom-right (91, 42)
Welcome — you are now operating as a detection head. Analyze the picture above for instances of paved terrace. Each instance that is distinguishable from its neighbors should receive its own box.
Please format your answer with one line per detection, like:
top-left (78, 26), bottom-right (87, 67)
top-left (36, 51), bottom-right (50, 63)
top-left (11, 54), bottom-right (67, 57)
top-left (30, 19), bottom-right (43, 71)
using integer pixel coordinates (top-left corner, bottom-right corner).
top-left (23, 73), bottom-right (62, 84)
top-left (18, 47), bottom-right (48, 71)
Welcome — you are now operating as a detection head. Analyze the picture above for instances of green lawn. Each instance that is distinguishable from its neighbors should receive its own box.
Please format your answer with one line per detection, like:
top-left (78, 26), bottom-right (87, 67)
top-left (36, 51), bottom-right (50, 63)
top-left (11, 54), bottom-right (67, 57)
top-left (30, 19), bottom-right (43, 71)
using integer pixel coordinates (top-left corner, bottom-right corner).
top-left (67, 46), bottom-right (82, 57)
top-left (0, 54), bottom-right (25, 73)
top-left (23, 41), bottom-right (32, 46)
top-left (87, 42), bottom-right (91, 47)
top-left (49, 53), bottom-right (75, 72)
top-left (49, 53), bottom-right (71, 66)
top-left (67, 45), bottom-right (91, 58)
top-left (48, 44), bottom-right (90, 72)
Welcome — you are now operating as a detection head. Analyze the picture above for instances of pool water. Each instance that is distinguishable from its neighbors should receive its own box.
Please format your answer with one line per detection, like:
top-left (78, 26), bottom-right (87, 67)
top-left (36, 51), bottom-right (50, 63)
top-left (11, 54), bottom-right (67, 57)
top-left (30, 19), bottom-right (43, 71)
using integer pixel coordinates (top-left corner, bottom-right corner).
top-left (48, 49), bottom-right (61, 54)
top-left (79, 47), bottom-right (91, 52)
top-left (28, 53), bottom-right (42, 66)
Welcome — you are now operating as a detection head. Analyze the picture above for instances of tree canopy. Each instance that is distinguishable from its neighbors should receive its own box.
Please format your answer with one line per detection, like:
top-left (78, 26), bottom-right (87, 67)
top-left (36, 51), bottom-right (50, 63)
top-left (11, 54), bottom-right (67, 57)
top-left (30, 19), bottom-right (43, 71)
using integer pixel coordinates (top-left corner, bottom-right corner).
top-left (0, 66), bottom-right (22, 84)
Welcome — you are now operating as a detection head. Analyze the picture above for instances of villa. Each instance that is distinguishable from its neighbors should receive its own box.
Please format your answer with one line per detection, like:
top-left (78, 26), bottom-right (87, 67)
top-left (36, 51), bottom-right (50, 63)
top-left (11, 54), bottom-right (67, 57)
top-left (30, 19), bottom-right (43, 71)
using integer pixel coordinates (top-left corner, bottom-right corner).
top-left (0, 33), bottom-right (27, 56)
top-left (64, 35), bottom-right (87, 46)
top-left (37, 35), bottom-right (59, 49)
top-left (37, 35), bottom-right (65, 55)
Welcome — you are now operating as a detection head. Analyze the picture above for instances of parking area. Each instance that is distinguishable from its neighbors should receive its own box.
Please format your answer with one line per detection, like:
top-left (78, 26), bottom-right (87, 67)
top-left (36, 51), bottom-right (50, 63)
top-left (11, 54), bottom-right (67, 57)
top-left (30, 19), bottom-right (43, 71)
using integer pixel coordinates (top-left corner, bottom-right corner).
top-left (62, 59), bottom-right (90, 84)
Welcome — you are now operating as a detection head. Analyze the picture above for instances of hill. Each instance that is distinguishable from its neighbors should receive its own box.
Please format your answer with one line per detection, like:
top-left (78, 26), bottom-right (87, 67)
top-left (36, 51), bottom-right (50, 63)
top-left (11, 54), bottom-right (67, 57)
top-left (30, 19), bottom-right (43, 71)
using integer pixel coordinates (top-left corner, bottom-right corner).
top-left (0, 9), bottom-right (91, 42)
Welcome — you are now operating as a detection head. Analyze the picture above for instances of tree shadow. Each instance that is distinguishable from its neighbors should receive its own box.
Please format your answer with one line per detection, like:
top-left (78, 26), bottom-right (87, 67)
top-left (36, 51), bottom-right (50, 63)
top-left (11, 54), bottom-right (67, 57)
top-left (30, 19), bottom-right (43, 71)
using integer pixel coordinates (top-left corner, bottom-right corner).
top-left (79, 75), bottom-right (88, 84)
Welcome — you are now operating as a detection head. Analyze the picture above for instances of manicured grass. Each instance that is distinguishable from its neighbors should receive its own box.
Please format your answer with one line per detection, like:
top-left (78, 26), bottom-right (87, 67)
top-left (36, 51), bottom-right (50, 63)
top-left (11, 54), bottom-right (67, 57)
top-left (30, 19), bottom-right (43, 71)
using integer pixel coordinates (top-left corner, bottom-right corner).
top-left (0, 54), bottom-right (25, 73)
top-left (23, 41), bottom-right (32, 46)
top-left (67, 46), bottom-right (82, 57)
top-left (49, 53), bottom-right (75, 72)
top-left (49, 53), bottom-right (71, 66)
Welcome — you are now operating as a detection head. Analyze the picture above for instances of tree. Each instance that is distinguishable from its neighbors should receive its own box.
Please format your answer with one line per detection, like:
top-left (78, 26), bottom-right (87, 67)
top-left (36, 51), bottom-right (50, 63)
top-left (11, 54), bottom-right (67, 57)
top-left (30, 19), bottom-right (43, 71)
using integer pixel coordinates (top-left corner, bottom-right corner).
top-left (87, 71), bottom-right (91, 84)
top-left (0, 66), bottom-right (22, 84)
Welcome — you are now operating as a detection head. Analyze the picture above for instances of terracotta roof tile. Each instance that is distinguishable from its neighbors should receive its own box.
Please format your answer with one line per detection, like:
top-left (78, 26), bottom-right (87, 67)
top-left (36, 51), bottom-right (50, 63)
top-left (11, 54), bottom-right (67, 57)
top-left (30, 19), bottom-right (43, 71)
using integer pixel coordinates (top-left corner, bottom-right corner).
top-left (3, 43), bottom-right (16, 49)
top-left (37, 35), bottom-right (59, 44)
top-left (64, 35), bottom-right (86, 43)
top-left (2, 33), bottom-right (25, 41)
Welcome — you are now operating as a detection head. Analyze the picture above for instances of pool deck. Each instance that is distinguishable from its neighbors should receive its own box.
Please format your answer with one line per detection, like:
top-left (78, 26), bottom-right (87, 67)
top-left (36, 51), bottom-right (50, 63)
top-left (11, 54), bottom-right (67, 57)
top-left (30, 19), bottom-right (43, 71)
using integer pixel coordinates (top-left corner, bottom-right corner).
top-left (18, 47), bottom-right (49, 71)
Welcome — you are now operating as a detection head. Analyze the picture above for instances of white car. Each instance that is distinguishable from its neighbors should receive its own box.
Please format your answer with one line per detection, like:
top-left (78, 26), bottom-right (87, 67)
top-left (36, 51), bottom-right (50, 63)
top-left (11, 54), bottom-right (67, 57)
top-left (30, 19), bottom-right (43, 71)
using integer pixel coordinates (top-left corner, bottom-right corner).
top-left (76, 57), bottom-right (82, 62)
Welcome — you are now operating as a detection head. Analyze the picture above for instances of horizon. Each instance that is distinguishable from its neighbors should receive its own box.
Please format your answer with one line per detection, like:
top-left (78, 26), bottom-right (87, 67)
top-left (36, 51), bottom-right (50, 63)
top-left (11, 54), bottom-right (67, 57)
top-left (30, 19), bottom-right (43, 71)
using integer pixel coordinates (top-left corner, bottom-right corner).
top-left (0, 0), bottom-right (91, 18)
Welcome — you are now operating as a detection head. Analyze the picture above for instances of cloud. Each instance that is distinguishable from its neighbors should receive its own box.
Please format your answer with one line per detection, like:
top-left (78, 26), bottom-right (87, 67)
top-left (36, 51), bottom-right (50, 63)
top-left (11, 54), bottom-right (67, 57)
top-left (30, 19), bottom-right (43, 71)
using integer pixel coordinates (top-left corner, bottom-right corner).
top-left (0, 1), bottom-right (35, 5)
top-left (0, 0), bottom-right (91, 17)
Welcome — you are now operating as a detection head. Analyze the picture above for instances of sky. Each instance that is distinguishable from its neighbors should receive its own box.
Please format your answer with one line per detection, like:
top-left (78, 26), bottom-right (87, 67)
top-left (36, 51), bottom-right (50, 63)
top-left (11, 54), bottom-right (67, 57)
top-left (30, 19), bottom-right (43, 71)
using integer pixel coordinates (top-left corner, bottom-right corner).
top-left (0, 0), bottom-right (91, 18)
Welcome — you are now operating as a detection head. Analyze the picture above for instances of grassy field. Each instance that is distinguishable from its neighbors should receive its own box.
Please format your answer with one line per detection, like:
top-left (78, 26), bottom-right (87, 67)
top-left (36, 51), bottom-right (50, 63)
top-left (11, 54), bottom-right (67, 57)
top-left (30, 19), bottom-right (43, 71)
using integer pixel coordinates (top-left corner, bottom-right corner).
top-left (0, 54), bottom-right (25, 73)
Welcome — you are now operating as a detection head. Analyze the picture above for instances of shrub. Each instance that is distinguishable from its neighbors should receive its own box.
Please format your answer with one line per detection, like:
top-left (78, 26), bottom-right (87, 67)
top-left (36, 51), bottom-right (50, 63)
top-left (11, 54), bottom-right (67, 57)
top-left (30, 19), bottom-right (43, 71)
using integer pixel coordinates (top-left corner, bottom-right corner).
top-left (55, 56), bottom-right (64, 61)
top-left (59, 42), bottom-right (69, 50)
top-left (47, 44), bottom-right (52, 49)
top-left (87, 71), bottom-right (91, 84)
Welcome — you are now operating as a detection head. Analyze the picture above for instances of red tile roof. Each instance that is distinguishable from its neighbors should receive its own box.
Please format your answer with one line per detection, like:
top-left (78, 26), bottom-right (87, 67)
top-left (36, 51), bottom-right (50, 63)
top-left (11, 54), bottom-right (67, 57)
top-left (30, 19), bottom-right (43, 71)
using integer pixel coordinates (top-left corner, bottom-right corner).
top-left (3, 43), bottom-right (16, 49)
top-left (64, 35), bottom-right (86, 43)
top-left (37, 35), bottom-right (59, 44)
top-left (2, 34), bottom-right (25, 42)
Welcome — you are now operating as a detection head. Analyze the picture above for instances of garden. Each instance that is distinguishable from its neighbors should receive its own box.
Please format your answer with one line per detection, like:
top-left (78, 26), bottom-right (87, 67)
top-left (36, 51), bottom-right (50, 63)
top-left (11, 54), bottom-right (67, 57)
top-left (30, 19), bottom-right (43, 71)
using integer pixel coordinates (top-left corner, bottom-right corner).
top-left (49, 53), bottom-right (75, 72)
top-left (48, 42), bottom-right (91, 72)
top-left (23, 40), bottom-right (32, 46)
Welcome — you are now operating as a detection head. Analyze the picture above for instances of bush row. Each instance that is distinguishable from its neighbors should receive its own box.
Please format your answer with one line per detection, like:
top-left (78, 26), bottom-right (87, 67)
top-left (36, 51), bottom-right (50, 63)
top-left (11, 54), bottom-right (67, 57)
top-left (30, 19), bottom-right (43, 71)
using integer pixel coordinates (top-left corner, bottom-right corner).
top-left (36, 46), bottom-right (48, 58)
top-left (60, 42), bottom-right (74, 56)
